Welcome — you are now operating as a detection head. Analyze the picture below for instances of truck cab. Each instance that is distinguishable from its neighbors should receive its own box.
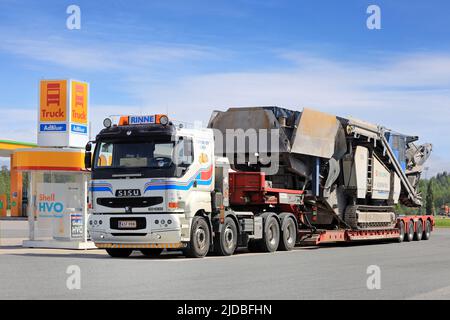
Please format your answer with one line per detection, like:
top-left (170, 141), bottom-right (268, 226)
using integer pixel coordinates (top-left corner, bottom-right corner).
top-left (87, 115), bottom-right (214, 257)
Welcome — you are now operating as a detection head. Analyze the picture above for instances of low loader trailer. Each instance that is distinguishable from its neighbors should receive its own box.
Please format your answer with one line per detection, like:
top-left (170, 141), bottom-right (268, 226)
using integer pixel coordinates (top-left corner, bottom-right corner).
top-left (227, 170), bottom-right (434, 247)
top-left (85, 107), bottom-right (434, 258)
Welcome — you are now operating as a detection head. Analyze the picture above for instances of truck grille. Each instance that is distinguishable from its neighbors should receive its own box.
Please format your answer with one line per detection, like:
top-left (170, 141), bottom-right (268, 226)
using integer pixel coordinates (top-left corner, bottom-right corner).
top-left (97, 197), bottom-right (163, 208)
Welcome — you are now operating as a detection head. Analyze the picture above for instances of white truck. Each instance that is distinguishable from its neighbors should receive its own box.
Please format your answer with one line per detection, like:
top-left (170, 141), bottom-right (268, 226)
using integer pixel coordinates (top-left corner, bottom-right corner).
top-left (85, 108), bottom-right (434, 258)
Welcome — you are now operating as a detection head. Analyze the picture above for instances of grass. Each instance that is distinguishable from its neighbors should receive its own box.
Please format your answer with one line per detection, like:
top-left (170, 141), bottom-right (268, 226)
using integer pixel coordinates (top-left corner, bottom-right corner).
top-left (435, 217), bottom-right (450, 228)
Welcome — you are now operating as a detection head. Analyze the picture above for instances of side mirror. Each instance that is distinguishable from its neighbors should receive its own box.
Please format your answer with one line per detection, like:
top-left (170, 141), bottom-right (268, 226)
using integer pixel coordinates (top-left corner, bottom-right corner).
top-left (85, 151), bottom-right (92, 169)
top-left (85, 142), bottom-right (92, 152)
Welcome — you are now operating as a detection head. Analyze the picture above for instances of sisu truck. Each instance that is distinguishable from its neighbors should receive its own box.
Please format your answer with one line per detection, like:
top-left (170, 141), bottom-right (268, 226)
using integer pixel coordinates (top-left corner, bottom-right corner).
top-left (85, 107), bottom-right (434, 258)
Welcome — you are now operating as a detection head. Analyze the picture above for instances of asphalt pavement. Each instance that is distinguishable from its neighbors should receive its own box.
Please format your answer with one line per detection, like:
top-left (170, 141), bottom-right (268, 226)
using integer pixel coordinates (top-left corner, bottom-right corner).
top-left (1, 223), bottom-right (450, 300)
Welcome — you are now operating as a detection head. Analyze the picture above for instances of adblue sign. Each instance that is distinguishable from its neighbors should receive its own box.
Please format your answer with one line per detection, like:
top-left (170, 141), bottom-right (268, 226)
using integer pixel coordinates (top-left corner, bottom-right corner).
top-left (38, 79), bottom-right (89, 148)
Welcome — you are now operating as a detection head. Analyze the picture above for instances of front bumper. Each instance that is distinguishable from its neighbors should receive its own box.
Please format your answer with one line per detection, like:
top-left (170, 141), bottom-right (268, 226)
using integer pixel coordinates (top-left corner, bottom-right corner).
top-left (88, 213), bottom-right (187, 246)
top-left (95, 242), bottom-right (186, 249)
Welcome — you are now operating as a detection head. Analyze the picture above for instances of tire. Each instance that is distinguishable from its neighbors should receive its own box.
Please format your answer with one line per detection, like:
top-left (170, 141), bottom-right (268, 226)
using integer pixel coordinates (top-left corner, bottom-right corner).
top-left (414, 220), bottom-right (423, 241)
top-left (140, 248), bottom-right (163, 257)
top-left (422, 220), bottom-right (432, 240)
top-left (214, 217), bottom-right (238, 256)
top-left (184, 216), bottom-right (210, 258)
top-left (278, 216), bottom-right (297, 251)
top-left (260, 216), bottom-right (280, 252)
top-left (405, 221), bottom-right (414, 242)
top-left (397, 221), bottom-right (405, 243)
top-left (106, 248), bottom-right (133, 258)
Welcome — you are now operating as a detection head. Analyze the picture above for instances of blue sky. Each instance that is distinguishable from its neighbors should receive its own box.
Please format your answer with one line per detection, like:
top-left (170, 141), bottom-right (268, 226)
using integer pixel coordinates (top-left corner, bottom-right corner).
top-left (0, 0), bottom-right (450, 174)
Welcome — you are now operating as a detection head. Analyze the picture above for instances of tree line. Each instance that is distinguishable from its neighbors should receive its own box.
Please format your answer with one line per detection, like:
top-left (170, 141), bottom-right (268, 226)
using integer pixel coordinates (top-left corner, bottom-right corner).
top-left (0, 166), bottom-right (10, 209)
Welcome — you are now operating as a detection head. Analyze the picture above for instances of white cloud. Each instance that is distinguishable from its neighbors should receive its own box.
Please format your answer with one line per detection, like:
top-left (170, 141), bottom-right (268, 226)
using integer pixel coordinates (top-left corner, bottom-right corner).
top-left (1, 39), bottom-right (449, 175)
top-left (138, 52), bottom-right (450, 126)
top-left (0, 108), bottom-right (37, 143)
top-left (134, 51), bottom-right (450, 174)
top-left (0, 36), bottom-right (220, 72)
top-left (425, 155), bottom-right (450, 178)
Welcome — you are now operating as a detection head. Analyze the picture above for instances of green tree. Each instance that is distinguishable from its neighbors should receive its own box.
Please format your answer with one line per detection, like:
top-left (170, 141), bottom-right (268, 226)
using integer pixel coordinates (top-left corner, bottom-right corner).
top-left (0, 166), bottom-right (10, 208)
top-left (426, 180), bottom-right (435, 215)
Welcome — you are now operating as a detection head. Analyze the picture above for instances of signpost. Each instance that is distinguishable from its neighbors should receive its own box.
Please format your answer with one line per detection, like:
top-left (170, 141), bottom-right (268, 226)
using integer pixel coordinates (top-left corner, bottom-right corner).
top-left (38, 79), bottom-right (89, 148)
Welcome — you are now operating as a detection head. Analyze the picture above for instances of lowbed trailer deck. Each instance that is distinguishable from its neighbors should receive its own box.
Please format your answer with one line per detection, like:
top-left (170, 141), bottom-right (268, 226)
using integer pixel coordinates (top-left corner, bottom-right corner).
top-left (230, 171), bottom-right (435, 247)
top-left (298, 215), bottom-right (435, 245)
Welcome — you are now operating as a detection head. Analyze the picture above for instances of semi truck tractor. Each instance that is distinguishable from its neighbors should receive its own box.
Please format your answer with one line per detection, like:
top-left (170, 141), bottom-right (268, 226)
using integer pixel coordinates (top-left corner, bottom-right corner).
top-left (85, 107), bottom-right (434, 258)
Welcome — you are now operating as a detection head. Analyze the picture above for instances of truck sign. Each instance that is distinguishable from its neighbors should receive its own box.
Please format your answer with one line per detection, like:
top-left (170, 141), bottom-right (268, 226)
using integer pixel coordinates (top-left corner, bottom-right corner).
top-left (39, 80), bottom-right (67, 122)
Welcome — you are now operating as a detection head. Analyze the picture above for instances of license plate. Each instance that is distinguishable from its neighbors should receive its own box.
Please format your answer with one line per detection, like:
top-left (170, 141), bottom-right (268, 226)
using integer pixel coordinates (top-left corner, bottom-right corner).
top-left (118, 220), bottom-right (137, 229)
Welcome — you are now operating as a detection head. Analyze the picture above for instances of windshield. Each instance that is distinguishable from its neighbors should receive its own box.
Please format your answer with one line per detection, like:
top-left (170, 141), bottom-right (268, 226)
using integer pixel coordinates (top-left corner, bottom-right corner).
top-left (93, 137), bottom-right (194, 177)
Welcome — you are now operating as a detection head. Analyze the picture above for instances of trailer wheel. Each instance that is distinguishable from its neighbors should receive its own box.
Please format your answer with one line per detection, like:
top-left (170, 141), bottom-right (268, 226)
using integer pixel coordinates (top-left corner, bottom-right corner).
top-left (106, 248), bottom-right (133, 258)
top-left (397, 221), bottom-right (405, 243)
top-left (422, 220), bottom-right (432, 240)
top-left (261, 216), bottom-right (280, 253)
top-left (405, 221), bottom-right (414, 242)
top-left (279, 217), bottom-right (297, 251)
top-left (214, 217), bottom-right (238, 256)
top-left (140, 248), bottom-right (163, 257)
top-left (414, 220), bottom-right (423, 241)
top-left (184, 216), bottom-right (210, 258)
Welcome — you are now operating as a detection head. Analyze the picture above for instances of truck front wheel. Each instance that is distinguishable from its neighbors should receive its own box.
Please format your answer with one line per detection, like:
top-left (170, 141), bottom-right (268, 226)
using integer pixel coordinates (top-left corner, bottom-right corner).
top-left (106, 248), bottom-right (133, 258)
top-left (214, 217), bottom-right (238, 256)
top-left (184, 216), bottom-right (210, 258)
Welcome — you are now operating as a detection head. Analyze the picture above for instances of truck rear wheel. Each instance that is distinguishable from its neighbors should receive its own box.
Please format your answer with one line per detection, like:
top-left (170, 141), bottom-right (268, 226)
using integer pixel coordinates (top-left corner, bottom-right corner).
top-left (397, 221), bottom-right (405, 243)
top-left (279, 217), bottom-right (297, 251)
top-left (140, 248), bottom-right (163, 257)
top-left (106, 248), bottom-right (133, 258)
top-left (405, 221), bottom-right (414, 242)
top-left (184, 216), bottom-right (210, 258)
top-left (422, 220), bottom-right (432, 240)
top-left (214, 217), bottom-right (238, 256)
top-left (261, 216), bottom-right (280, 252)
top-left (414, 220), bottom-right (423, 241)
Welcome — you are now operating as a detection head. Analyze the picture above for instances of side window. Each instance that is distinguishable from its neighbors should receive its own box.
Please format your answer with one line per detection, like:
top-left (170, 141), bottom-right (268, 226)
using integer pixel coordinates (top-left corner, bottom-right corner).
top-left (97, 143), bottom-right (113, 167)
top-left (175, 138), bottom-right (194, 166)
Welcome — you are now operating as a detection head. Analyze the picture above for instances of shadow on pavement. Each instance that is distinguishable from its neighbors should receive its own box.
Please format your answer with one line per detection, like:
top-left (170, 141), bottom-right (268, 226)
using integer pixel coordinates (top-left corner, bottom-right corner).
top-left (3, 240), bottom-right (401, 261)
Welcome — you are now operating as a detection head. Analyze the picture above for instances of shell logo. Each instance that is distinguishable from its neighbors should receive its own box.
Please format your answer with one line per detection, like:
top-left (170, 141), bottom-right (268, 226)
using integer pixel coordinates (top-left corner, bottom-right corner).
top-left (199, 153), bottom-right (209, 164)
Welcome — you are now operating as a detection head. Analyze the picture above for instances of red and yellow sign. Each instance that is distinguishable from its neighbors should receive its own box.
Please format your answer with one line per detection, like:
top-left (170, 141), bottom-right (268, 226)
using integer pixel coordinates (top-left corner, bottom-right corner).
top-left (39, 80), bottom-right (67, 122)
top-left (71, 81), bottom-right (88, 124)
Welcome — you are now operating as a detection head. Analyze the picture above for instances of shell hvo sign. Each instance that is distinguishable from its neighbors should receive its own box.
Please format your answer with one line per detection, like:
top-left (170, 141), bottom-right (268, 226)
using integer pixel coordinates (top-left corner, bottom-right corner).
top-left (38, 79), bottom-right (89, 148)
